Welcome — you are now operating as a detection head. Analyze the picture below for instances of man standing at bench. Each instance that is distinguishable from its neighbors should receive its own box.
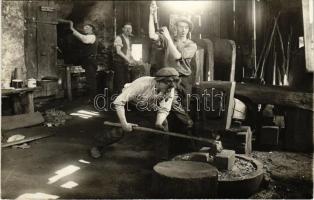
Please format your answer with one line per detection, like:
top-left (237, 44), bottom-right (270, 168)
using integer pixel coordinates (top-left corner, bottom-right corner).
top-left (113, 22), bottom-right (136, 93)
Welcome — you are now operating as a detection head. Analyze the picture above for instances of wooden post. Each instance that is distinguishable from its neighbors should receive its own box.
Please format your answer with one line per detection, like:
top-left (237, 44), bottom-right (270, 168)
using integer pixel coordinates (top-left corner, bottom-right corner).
top-left (25, 92), bottom-right (34, 113)
top-left (302, 0), bottom-right (314, 72)
top-left (66, 66), bottom-right (72, 101)
top-left (152, 161), bottom-right (218, 198)
top-left (12, 95), bottom-right (23, 114)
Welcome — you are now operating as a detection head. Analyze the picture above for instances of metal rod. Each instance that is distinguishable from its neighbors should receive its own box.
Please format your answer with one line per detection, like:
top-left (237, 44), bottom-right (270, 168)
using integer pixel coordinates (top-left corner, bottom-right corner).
top-left (252, 0), bottom-right (257, 74)
top-left (2, 133), bottom-right (54, 148)
top-left (113, 1), bottom-right (117, 39)
top-left (233, 0), bottom-right (236, 39)
top-left (104, 121), bottom-right (215, 144)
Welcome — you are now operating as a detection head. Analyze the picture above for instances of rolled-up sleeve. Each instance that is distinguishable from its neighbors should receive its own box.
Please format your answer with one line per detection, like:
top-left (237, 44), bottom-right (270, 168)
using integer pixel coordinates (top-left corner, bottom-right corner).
top-left (152, 32), bottom-right (167, 49)
top-left (80, 35), bottom-right (96, 44)
top-left (157, 88), bottom-right (175, 115)
top-left (114, 36), bottom-right (123, 48)
top-left (113, 82), bottom-right (140, 108)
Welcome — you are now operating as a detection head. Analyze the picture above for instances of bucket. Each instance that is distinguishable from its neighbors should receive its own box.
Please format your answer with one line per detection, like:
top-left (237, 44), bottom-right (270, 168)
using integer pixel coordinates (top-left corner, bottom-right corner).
top-left (233, 98), bottom-right (246, 120)
top-left (27, 78), bottom-right (37, 88)
top-left (12, 79), bottom-right (23, 88)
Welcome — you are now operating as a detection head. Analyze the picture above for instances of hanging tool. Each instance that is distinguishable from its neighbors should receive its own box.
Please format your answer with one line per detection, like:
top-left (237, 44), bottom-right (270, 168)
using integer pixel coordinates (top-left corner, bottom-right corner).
top-left (151, 1), bottom-right (161, 32)
top-left (257, 14), bottom-right (280, 80)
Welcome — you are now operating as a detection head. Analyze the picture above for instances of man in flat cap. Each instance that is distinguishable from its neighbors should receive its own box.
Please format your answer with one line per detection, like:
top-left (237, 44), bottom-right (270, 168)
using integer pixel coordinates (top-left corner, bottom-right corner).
top-left (113, 67), bottom-right (179, 132)
top-left (90, 67), bottom-right (179, 158)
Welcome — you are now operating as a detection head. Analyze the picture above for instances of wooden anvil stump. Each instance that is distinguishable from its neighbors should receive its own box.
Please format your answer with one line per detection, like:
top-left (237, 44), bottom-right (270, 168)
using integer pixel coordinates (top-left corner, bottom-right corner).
top-left (152, 160), bottom-right (218, 198)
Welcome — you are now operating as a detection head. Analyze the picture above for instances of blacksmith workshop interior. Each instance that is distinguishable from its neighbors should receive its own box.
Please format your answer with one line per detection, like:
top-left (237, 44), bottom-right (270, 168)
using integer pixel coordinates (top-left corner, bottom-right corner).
top-left (1, 0), bottom-right (313, 199)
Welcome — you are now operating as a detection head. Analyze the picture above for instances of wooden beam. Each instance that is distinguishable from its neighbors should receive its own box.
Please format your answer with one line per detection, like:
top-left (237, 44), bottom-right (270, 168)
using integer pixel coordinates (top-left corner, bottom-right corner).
top-left (235, 83), bottom-right (314, 111)
top-left (2, 112), bottom-right (44, 131)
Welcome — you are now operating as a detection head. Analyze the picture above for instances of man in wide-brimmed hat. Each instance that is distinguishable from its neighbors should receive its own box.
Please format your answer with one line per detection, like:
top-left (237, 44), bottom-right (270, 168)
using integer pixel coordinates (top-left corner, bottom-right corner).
top-left (149, 1), bottom-right (197, 155)
top-left (69, 21), bottom-right (98, 102)
top-left (149, 2), bottom-right (196, 123)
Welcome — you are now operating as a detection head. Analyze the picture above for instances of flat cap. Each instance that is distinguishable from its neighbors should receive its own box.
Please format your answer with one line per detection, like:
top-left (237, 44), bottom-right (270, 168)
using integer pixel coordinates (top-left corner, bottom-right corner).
top-left (155, 67), bottom-right (179, 77)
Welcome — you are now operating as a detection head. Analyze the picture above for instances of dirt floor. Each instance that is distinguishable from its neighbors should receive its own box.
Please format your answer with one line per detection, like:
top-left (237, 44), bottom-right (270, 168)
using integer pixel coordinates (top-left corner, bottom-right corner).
top-left (1, 97), bottom-right (313, 199)
top-left (250, 151), bottom-right (313, 199)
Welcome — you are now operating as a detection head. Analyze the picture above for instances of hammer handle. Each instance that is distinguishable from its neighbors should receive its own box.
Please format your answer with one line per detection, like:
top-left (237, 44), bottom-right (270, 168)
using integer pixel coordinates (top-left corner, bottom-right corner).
top-left (104, 121), bottom-right (215, 145)
top-left (58, 19), bottom-right (72, 23)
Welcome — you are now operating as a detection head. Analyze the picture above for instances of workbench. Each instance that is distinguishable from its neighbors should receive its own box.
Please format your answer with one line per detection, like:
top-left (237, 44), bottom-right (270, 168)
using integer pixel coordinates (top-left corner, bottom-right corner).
top-left (2, 87), bottom-right (38, 114)
top-left (59, 64), bottom-right (116, 101)
top-left (58, 64), bottom-right (83, 101)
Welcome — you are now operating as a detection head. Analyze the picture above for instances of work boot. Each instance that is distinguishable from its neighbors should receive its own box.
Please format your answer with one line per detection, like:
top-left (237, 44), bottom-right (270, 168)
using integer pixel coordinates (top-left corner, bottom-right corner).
top-left (90, 146), bottom-right (102, 159)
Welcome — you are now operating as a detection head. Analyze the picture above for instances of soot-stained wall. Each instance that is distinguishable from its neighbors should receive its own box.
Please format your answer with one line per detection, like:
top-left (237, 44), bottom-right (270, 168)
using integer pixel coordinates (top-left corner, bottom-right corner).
top-left (56, 1), bottom-right (114, 47)
top-left (1, 1), bottom-right (26, 84)
top-left (56, 1), bottom-right (114, 66)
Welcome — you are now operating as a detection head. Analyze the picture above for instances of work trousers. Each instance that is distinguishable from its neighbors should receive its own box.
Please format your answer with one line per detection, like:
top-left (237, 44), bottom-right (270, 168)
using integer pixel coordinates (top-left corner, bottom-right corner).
top-left (169, 75), bottom-right (198, 157)
top-left (81, 57), bottom-right (97, 100)
top-left (113, 62), bottom-right (146, 93)
top-left (93, 108), bottom-right (169, 160)
top-left (113, 62), bottom-right (129, 93)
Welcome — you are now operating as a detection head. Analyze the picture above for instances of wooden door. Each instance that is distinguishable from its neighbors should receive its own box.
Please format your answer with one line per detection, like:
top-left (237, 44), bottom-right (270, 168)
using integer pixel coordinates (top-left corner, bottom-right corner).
top-left (25, 1), bottom-right (57, 79)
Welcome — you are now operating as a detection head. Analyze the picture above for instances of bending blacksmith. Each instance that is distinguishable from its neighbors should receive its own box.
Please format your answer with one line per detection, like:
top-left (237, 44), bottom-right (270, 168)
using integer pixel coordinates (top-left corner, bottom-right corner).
top-left (90, 67), bottom-right (179, 158)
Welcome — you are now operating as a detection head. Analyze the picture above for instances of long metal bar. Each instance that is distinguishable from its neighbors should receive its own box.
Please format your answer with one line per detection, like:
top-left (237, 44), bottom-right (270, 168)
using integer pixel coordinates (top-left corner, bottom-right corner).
top-left (104, 121), bottom-right (215, 144)
top-left (2, 133), bottom-right (54, 148)
top-left (252, 0), bottom-right (257, 74)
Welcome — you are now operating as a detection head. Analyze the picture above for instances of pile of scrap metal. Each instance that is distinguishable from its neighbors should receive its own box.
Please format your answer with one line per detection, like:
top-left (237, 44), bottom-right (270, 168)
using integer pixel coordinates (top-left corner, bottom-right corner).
top-left (44, 109), bottom-right (71, 127)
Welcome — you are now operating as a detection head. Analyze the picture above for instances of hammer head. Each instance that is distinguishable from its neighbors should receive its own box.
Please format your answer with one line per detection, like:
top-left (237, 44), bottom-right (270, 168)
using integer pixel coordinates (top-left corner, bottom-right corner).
top-left (209, 140), bottom-right (223, 155)
top-left (204, 132), bottom-right (223, 155)
top-left (199, 140), bottom-right (223, 156)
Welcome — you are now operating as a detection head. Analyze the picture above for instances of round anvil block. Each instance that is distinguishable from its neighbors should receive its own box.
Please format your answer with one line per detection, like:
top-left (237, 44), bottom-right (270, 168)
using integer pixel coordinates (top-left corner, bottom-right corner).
top-left (152, 160), bottom-right (218, 198)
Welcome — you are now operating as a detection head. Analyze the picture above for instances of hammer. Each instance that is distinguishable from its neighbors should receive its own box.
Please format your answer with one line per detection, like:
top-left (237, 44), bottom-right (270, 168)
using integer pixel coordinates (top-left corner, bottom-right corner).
top-left (104, 121), bottom-right (222, 152)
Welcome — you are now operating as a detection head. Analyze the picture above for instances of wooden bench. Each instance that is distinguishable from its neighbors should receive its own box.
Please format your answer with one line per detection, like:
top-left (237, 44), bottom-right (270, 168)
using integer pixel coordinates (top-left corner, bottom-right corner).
top-left (2, 87), bottom-right (38, 114)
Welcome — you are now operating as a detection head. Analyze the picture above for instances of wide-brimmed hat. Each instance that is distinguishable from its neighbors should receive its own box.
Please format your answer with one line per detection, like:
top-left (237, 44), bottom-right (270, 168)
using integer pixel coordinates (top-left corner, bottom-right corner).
top-left (83, 21), bottom-right (97, 32)
top-left (174, 16), bottom-right (193, 31)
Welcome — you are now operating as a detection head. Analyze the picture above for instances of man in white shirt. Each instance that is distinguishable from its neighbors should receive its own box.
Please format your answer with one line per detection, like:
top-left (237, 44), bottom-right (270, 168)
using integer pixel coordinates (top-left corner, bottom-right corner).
top-left (90, 67), bottom-right (179, 158)
top-left (114, 23), bottom-right (134, 64)
top-left (113, 22), bottom-right (137, 93)
top-left (113, 67), bottom-right (179, 132)
top-left (70, 21), bottom-right (98, 102)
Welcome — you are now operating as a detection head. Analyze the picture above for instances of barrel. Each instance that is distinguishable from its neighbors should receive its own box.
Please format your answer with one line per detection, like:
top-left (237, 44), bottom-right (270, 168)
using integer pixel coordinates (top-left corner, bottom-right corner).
top-left (152, 160), bottom-right (218, 198)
